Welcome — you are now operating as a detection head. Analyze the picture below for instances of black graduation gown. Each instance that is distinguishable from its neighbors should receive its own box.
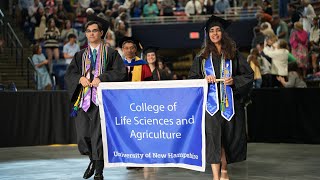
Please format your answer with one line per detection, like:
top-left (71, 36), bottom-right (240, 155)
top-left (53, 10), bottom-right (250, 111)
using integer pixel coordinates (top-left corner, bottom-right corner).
top-left (152, 68), bottom-right (172, 81)
top-left (188, 51), bottom-right (253, 164)
top-left (65, 47), bottom-right (127, 104)
top-left (64, 47), bottom-right (127, 160)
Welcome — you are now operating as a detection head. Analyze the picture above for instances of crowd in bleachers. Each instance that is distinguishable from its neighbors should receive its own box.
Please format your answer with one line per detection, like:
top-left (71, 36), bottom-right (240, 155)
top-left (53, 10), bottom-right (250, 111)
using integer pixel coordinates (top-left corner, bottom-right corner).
top-left (249, 0), bottom-right (320, 88)
top-left (20, 0), bottom-right (242, 49)
top-left (15, 0), bottom-right (320, 89)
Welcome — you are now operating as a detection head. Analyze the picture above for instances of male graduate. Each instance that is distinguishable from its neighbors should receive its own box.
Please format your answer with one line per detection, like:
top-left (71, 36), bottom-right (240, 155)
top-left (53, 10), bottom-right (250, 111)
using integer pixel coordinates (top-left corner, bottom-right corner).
top-left (64, 17), bottom-right (127, 180)
top-left (120, 37), bottom-right (153, 81)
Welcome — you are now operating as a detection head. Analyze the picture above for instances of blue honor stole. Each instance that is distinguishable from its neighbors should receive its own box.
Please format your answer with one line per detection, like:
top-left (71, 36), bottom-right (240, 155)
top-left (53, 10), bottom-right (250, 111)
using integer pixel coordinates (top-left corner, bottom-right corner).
top-left (204, 54), bottom-right (235, 121)
top-left (204, 55), bottom-right (219, 116)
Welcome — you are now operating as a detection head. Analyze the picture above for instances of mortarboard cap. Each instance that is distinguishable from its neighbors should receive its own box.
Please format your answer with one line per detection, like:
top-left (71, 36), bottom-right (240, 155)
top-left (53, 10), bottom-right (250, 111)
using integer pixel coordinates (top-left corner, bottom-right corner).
top-left (119, 36), bottom-right (143, 50)
top-left (143, 46), bottom-right (159, 54)
top-left (86, 14), bottom-right (110, 39)
top-left (204, 15), bottom-right (231, 32)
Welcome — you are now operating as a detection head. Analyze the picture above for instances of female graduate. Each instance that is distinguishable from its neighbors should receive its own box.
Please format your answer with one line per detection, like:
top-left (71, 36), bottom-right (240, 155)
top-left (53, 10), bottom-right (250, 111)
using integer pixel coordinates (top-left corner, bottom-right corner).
top-left (144, 46), bottom-right (171, 80)
top-left (188, 15), bottom-right (253, 180)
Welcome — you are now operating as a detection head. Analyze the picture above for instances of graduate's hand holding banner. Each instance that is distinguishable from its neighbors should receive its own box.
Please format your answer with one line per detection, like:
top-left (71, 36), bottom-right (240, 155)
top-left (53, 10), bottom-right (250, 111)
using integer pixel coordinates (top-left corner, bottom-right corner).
top-left (97, 80), bottom-right (208, 171)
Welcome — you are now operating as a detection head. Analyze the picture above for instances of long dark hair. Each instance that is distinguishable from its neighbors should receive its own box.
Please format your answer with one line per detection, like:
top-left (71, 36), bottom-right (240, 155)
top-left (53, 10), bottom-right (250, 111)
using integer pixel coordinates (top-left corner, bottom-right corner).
top-left (200, 30), bottom-right (236, 60)
top-left (47, 18), bottom-right (56, 30)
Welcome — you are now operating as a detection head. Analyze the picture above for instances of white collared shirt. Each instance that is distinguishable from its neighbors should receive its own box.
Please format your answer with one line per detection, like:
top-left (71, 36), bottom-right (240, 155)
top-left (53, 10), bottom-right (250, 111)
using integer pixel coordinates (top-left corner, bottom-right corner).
top-left (89, 44), bottom-right (101, 58)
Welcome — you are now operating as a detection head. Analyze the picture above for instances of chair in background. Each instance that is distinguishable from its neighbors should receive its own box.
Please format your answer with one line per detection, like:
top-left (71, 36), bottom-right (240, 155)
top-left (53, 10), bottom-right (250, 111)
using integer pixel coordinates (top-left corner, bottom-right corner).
top-left (7, 82), bottom-right (17, 91)
top-left (0, 84), bottom-right (5, 91)
top-left (28, 57), bottom-right (38, 90)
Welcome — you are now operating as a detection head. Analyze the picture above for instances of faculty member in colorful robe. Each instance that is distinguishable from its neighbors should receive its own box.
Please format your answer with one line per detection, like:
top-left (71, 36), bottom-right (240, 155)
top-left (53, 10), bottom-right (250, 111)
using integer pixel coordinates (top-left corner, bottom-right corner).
top-left (120, 37), bottom-right (152, 171)
top-left (120, 37), bottom-right (153, 82)
top-left (64, 19), bottom-right (127, 180)
top-left (188, 15), bottom-right (253, 180)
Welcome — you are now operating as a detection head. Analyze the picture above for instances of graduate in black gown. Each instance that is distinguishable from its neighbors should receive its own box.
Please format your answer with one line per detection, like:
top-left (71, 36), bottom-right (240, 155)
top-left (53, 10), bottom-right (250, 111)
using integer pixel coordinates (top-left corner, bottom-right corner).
top-left (188, 15), bottom-right (253, 180)
top-left (64, 18), bottom-right (127, 180)
top-left (144, 46), bottom-right (172, 81)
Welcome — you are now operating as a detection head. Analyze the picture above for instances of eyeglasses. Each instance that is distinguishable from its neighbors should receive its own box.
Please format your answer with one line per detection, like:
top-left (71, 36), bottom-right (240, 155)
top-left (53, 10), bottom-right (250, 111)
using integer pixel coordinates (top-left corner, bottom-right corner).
top-left (123, 46), bottom-right (136, 51)
top-left (85, 29), bottom-right (100, 33)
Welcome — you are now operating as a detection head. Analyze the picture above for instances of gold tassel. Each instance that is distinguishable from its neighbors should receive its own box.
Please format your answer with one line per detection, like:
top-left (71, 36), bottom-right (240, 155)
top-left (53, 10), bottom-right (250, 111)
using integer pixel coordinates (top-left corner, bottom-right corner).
top-left (225, 88), bottom-right (229, 107)
top-left (225, 96), bottom-right (229, 107)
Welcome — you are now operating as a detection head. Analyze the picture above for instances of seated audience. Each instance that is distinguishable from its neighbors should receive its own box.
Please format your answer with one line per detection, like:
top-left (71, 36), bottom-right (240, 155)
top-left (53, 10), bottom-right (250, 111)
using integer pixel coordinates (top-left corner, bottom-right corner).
top-left (287, 3), bottom-right (301, 29)
top-left (143, 0), bottom-right (159, 17)
top-left (184, 0), bottom-right (202, 16)
top-left (161, 0), bottom-right (175, 16)
top-left (60, 20), bottom-right (78, 44)
top-left (33, 7), bottom-right (46, 42)
top-left (214, 0), bottom-right (230, 14)
top-left (277, 62), bottom-right (307, 88)
top-left (31, 44), bottom-right (52, 90)
top-left (105, 29), bottom-right (116, 48)
top-left (272, 15), bottom-right (289, 42)
top-left (262, 0), bottom-right (272, 15)
top-left (63, 34), bottom-right (80, 64)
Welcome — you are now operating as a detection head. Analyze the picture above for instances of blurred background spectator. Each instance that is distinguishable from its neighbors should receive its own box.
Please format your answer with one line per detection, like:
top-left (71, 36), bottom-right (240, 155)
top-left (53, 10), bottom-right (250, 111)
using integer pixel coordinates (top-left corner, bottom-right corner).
top-left (276, 62), bottom-right (307, 88)
top-left (31, 44), bottom-right (52, 90)
top-left (290, 22), bottom-right (308, 77)
top-left (63, 33), bottom-right (80, 64)
top-left (43, 18), bottom-right (60, 73)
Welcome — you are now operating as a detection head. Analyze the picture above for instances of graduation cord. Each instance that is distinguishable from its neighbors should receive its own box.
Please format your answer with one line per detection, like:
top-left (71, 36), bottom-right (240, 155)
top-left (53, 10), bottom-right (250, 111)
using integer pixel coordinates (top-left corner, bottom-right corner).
top-left (224, 61), bottom-right (229, 108)
top-left (70, 88), bottom-right (83, 117)
top-left (70, 43), bottom-right (108, 117)
top-left (220, 54), bottom-right (229, 112)
top-left (70, 50), bottom-right (90, 117)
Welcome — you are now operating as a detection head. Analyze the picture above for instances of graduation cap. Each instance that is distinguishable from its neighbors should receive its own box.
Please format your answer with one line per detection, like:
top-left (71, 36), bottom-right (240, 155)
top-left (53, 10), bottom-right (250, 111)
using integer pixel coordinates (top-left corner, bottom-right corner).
top-left (86, 14), bottom-right (110, 39)
top-left (119, 36), bottom-right (143, 51)
top-left (204, 15), bottom-right (231, 32)
top-left (143, 46), bottom-right (159, 54)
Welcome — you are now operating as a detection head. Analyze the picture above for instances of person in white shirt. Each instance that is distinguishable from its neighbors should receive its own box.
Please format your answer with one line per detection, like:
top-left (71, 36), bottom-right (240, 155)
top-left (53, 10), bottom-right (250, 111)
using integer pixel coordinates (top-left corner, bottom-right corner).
top-left (300, 0), bottom-right (316, 34)
top-left (63, 33), bottom-right (80, 64)
top-left (184, 0), bottom-right (202, 16)
top-left (263, 38), bottom-right (289, 87)
top-left (28, 0), bottom-right (43, 18)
